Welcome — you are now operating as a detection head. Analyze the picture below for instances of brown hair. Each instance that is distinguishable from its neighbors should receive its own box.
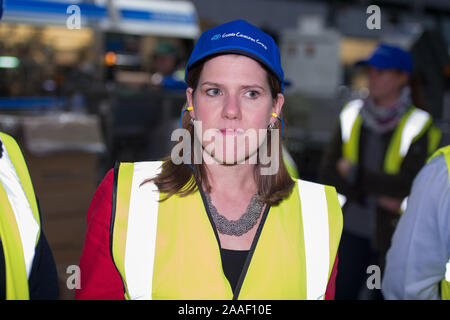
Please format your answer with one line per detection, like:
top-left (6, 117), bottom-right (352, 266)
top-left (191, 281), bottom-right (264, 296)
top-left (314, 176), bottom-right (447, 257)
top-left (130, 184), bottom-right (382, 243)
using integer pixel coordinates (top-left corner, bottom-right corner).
top-left (146, 55), bottom-right (295, 206)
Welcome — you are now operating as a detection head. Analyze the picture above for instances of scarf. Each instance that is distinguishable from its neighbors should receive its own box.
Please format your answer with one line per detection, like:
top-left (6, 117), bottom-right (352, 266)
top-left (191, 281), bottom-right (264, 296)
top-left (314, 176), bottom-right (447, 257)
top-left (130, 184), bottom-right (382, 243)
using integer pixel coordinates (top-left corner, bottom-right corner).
top-left (360, 87), bottom-right (412, 134)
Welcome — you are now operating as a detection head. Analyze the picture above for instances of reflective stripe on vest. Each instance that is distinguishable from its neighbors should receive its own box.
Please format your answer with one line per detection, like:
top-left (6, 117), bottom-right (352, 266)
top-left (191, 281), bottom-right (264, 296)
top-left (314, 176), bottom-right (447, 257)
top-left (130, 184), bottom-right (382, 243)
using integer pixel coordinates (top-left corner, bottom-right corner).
top-left (427, 145), bottom-right (450, 300)
top-left (337, 193), bottom-right (347, 207)
top-left (340, 102), bottom-right (433, 174)
top-left (298, 179), bottom-right (329, 299)
top-left (340, 99), bottom-right (364, 164)
top-left (400, 197), bottom-right (408, 213)
top-left (384, 107), bottom-right (431, 174)
top-left (111, 161), bottom-right (343, 300)
top-left (111, 161), bottom-right (161, 300)
top-left (0, 132), bottom-right (40, 300)
top-left (445, 259), bottom-right (450, 282)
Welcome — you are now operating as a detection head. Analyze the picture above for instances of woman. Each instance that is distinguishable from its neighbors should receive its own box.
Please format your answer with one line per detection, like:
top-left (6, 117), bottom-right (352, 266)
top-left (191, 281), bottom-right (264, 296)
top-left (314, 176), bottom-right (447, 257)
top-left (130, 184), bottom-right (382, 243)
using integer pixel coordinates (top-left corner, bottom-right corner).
top-left (319, 44), bottom-right (441, 299)
top-left (76, 19), bottom-right (342, 300)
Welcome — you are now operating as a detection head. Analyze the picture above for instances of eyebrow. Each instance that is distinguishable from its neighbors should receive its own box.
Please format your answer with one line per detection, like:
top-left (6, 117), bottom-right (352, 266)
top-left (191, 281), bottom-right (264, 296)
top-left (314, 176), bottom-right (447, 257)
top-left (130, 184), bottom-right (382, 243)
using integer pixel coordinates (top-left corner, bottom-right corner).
top-left (242, 85), bottom-right (266, 91)
top-left (200, 81), bottom-right (221, 87)
top-left (200, 82), bottom-right (266, 91)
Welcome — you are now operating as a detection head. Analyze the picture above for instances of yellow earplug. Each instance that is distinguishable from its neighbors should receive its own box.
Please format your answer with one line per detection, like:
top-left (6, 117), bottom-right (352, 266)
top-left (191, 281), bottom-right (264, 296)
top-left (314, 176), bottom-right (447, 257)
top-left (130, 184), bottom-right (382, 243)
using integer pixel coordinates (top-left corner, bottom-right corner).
top-left (272, 112), bottom-right (278, 118)
top-left (187, 106), bottom-right (194, 111)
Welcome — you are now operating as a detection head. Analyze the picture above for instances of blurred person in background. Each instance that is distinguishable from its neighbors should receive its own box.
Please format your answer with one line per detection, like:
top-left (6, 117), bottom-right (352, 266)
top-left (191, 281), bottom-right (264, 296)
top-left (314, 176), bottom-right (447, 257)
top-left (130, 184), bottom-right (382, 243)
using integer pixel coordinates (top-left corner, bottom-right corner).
top-left (382, 145), bottom-right (450, 300)
top-left (76, 19), bottom-right (342, 300)
top-left (149, 41), bottom-right (187, 91)
top-left (319, 44), bottom-right (441, 300)
top-left (0, 132), bottom-right (58, 300)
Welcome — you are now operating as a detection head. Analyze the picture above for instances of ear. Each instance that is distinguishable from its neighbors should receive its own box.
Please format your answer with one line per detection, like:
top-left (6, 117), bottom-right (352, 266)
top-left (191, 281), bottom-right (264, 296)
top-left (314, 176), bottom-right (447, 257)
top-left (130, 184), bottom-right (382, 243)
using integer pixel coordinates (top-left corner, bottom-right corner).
top-left (270, 93), bottom-right (284, 124)
top-left (186, 87), bottom-right (195, 118)
top-left (400, 72), bottom-right (409, 87)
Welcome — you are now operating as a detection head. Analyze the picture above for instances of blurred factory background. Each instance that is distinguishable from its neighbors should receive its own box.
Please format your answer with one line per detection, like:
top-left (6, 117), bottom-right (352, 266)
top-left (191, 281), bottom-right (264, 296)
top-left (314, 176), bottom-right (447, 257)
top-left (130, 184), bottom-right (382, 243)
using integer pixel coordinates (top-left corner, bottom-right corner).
top-left (0, 0), bottom-right (449, 299)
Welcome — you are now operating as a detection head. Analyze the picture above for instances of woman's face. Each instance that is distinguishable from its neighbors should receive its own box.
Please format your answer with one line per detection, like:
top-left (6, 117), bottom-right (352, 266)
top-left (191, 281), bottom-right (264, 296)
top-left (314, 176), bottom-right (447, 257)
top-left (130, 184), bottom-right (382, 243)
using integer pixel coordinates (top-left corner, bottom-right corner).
top-left (186, 54), bottom-right (284, 165)
top-left (368, 66), bottom-right (408, 105)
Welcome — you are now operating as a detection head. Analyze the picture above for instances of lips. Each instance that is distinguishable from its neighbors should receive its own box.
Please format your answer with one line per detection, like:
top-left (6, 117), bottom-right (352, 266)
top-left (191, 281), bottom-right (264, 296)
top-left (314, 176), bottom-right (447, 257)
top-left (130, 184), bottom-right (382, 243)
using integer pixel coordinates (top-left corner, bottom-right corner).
top-left (220, 128), bottom-right (245, 136)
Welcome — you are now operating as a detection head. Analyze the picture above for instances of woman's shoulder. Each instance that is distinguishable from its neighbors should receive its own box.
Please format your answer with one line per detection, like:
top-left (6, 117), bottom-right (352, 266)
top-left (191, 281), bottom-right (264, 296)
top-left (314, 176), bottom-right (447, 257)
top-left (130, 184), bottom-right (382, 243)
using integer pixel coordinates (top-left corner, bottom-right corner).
top-left (295, 178), bottom-right (343, 221)
top-left (96, 168), bottom-right (115, 201)
top-left (76, 167), bottom-right (125, 300)
top-left (295, 178), bottom-right (335, 193)
top-left (86, 168), bottom-right (115, 223)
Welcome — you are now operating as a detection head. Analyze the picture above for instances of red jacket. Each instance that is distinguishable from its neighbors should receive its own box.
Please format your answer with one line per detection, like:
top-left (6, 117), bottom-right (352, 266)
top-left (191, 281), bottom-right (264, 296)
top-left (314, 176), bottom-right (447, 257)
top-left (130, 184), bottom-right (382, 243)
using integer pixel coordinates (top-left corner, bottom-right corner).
top-left (75, 169), bottom-right (338, 300)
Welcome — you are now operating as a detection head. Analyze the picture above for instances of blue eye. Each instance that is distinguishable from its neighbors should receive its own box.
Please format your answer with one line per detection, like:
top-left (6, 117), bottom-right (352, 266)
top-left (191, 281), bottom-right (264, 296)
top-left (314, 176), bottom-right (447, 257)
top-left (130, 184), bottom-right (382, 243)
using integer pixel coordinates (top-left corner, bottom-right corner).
top-left (206, 88), bottom-right (220, 96)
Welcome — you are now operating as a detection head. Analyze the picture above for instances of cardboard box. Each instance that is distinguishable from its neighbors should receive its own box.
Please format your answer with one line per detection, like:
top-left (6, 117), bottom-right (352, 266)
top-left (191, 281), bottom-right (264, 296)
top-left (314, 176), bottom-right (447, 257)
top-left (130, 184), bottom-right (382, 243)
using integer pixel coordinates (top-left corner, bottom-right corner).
top-left (22, 113), bottom-right (106, 156)
top-left (25, 151), bottom-right (98, 217)
top-left (25, 151), bottom-right (99, 263)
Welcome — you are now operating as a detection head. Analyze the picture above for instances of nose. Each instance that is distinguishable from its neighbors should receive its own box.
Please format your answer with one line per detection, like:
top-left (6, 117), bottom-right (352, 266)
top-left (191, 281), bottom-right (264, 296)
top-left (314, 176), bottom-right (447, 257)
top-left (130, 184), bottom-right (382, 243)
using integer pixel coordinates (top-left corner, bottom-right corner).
top-left (222, 94), bottom-right (241, 120)
top-left (368, 67), bottom-right (381, 81)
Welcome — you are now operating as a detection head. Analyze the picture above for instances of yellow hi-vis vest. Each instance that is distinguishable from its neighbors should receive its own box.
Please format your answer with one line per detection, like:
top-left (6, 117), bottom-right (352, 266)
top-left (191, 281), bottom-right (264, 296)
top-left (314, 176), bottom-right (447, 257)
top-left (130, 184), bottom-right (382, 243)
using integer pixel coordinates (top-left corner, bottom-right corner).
top-left (282, 145), bottom-right (299, 179)
top-left (340, 100), bottom-right (441, 173)
top-left (0, 132), bottom-right (41, 300)
top-left (110, 161), bottom-right (343, 300)
top-left (338, 100), bottom-right (442, 212)
top-left (427, 145), bottom-right (450, 300)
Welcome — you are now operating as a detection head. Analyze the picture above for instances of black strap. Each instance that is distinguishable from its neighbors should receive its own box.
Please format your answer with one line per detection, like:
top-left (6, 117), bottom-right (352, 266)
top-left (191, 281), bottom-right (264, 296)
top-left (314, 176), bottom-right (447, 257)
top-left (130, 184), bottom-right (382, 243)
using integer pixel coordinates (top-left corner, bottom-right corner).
top-left (198, 188), bottom-right (222, 253)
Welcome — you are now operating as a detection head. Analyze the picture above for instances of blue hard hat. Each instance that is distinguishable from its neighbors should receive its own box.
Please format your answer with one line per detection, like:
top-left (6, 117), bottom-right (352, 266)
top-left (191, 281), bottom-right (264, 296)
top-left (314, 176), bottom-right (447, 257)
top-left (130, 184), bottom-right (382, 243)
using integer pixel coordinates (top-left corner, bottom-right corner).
top-left (356, 44), bottom-right (413, 74)
top-left (185, 19), bottom-right (285, 92)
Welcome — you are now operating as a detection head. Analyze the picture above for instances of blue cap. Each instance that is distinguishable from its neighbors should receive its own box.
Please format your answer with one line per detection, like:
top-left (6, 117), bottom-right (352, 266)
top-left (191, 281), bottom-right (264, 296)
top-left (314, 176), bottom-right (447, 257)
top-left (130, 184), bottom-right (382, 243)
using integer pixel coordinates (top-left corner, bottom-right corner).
top-left (356, 44), bottom-right (413, 74)
top-left (185, 19), bottom-right (284, 92)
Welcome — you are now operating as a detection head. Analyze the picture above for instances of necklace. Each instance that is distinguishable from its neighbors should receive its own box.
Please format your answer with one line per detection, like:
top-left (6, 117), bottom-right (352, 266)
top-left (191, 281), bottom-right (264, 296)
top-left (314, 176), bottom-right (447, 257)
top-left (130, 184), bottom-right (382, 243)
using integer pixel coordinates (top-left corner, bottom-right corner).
top-left (205, 192), bottom-right (264, 236)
